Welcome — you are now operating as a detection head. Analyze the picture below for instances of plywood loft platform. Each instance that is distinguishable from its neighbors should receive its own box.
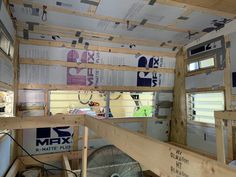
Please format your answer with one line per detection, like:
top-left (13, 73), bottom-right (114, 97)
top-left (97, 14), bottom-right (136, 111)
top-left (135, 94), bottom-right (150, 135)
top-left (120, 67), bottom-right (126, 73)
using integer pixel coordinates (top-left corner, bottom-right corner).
top-left (1, 0), bottom-right (236, 177)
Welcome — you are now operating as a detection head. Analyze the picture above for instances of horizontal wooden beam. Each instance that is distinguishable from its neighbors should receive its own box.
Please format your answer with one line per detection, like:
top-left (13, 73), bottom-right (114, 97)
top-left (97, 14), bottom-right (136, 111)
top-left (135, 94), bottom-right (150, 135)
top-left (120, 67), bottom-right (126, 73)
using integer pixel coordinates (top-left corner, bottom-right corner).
top-left (17, 22), bottom-right (181, 49)
top-left (2, 115), bottom-right (236, 176)
top-left (18, 83), bottom-right (173, 92)
top-left (215, 111), bottom-right (236, 121)
top-left (0, 115), bottom-right (85, 130)
top-left (10, 0), bottom-right (196, 33)
top-left (19, 58), bottom-right (175, 73)
top-left (19, 38), bottom-right (176, 58)
top-left (151, 0), bottom-right (236, 18)
top-left (84, 115), bottom-right (236, 177)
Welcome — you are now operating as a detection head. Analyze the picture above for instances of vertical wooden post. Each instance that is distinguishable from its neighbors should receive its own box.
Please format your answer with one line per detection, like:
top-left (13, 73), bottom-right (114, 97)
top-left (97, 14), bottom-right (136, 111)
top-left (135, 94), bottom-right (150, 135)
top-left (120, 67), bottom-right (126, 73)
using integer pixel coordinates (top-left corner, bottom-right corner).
top-left (215, 118), bottom-right (226, 163)
top-left (171, 48), bottom-right (187, 144)
top-left (82, 126), bottom-right (88, 177)
top-left (224, 35), bottom-right (234, 161)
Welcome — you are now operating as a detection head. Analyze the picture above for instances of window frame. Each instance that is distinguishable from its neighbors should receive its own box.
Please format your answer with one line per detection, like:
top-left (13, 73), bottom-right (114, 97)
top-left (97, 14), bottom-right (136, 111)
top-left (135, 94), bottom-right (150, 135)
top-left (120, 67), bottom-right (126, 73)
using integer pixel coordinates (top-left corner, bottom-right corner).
top-left (186, 54), bottom-right (217, 76)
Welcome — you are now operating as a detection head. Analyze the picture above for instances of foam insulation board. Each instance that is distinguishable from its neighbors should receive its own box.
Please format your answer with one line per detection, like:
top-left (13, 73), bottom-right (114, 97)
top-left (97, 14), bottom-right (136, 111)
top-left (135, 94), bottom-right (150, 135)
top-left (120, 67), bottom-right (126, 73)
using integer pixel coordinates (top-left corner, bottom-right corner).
top-left (19, 44), bottom-right (175, 87)
top-left (0, 58), bottom-right (14, 85)
top-left (158, 92), bottom-right (173, 102)
top-left (0, 1), bottom-right (15, 40)
top-left (187, 123), bottom-right (227, 155)
top-left (27, 0), bottom-right (90, 12)
top-left (176, 11), bottom-right (230, 32)
top-left (146, 119), bottom-right (169, 141)
top-left (19, 44), bottom-right (176, 68)
top-left (19, 64), bottom-right (174, 87)
top-left (20, 32), bottom-right (175, 53)
top-left (185, 70), bottom-right (224, 90)
top-left (20, 64), bottom-right (67, 84)
top-left (229, 32), bottom-right (236, 94)
top-left (18, 90), bottom-right (45, 103)
top-left (12, 4), bottom-right (189, 45)
top-left (0, 136), bottom-right (11, 177)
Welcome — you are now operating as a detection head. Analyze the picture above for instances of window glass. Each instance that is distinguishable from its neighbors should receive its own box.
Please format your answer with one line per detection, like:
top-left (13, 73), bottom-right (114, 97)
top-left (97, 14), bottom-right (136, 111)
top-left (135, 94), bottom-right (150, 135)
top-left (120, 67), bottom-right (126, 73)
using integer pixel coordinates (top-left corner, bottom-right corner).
top-left (188, 62), bottom-right (199, 71)
top-left (199, 57), bottom-right (215, 69)
top-left (187, 92), bottom-right (224, 124)
top-left (50, 91), bottom-right (154, 118)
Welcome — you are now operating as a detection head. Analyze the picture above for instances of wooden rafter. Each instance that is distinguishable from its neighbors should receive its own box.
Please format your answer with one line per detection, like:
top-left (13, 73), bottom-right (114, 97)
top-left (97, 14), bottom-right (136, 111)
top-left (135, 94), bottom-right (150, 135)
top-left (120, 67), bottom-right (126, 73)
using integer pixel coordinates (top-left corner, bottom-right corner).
top-left (18, 83), bottom-right (173, 92)
top-left (19, 58), bottom-right (175, 73)
top-left (149, 0), bottom-right (236, 18)
top-left (19, 38), bottom-right (177, 57)
top-left (10, 0), bottom-right (199, 33)
top-left (16, 22), bottom-right (182, 49)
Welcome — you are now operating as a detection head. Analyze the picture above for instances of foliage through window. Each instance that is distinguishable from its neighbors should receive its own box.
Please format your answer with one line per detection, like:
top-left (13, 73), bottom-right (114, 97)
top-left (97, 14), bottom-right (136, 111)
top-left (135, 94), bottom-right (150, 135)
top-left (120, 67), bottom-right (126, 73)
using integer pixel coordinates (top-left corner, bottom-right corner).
top-left (49, 91), bottom-right (155, 118)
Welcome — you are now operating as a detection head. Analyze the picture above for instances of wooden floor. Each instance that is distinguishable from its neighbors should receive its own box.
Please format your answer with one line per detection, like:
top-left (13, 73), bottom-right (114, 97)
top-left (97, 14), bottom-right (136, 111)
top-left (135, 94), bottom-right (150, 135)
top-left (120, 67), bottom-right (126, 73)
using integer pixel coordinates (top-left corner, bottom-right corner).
top-left (143, 170), bottom-right (159, 177)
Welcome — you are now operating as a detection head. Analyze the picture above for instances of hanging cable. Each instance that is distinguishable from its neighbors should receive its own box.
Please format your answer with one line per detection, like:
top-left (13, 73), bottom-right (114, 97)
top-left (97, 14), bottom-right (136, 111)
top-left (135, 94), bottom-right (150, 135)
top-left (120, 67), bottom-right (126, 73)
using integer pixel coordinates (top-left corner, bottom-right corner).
top-left (0, 132), bottom-right (78, 177)
top-left (42, 5), bottom-right (47, 22)
top-left (78, 91), bottom-right (93, 105)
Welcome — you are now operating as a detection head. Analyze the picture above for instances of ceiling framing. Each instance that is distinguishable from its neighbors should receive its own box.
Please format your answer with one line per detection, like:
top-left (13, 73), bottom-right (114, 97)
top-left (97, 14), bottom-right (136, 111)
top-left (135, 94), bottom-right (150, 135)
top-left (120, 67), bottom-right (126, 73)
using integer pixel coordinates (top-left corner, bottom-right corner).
top-left (7, 0), bottom-right (236, 54)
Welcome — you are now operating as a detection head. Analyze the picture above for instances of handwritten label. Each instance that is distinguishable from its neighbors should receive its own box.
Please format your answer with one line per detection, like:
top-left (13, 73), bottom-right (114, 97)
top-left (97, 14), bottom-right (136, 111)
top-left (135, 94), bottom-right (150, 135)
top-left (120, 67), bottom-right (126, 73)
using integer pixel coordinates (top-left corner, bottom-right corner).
top-left (170, 149), bottom-right (190, 177)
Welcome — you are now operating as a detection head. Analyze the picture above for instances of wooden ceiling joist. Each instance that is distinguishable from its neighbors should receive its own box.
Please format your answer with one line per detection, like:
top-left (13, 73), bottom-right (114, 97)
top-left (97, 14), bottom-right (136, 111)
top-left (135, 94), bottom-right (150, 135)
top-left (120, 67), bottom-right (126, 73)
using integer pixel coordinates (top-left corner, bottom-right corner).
top-left (19, 38), bottom-right (177, 57)
top-left (150, 0), bottom-right (236, 18)
top-left (10, 0), bottom-right (199, 33)
top-left (18, 83), bottom-right (173, 92)
top-left (17, 22), bottom-right (182, 49)
top-left (19, 58), bottom-right (175, 73)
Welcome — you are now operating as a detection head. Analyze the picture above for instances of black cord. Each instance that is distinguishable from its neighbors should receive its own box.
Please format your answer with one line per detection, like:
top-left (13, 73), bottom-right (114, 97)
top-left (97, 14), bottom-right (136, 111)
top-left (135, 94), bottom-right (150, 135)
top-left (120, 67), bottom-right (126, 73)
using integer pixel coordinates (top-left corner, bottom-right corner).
top-left (0, 132), bottom-right (78, 177)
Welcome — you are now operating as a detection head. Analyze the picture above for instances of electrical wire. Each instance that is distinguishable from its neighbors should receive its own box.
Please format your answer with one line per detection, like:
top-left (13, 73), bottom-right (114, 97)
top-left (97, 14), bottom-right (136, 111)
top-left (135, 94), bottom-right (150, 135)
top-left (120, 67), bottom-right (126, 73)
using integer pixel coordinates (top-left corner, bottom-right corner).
top-left (0, 132), bottom-right (78, 177)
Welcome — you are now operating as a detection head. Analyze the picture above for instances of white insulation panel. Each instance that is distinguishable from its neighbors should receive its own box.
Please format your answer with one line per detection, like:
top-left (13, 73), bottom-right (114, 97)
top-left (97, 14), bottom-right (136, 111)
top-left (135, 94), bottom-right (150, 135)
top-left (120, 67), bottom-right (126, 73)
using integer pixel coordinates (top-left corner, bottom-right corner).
top-left (19, 44), bottom-right (175, 87)
top-left (185, 70), bottom-right (224, 90)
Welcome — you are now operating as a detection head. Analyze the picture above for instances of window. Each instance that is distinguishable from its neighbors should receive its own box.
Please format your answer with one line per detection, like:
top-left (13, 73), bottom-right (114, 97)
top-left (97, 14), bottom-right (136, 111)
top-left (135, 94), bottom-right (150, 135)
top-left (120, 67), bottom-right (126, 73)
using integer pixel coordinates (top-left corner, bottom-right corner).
top-left (187, 92), bottom-right (224, 124)
top-left (187, 57), bottom-right (215, 72)
top-left (50, 91), bottom-right (154, 118)
top-left (0, 91), bottom-right (14, 117)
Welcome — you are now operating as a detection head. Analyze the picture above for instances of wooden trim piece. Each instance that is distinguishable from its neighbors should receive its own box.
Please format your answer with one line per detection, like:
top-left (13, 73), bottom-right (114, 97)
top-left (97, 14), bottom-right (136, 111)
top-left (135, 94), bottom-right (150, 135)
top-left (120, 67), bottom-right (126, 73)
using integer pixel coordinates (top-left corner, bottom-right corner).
top-left (11, 0), bottom-right (196, 33)
top-left (0, 115), bottom-right (85, 130)
top-left (215, 118), bottom-right (226, 163)
top-left (148, 0), bottom-right (236, 18)
top-left (186, 86), bottom-right (225, 93)
top-left (0, 48), bottom-right (13, 63)
top-left (16, 22), bottom-right (182, 49)
top-left (84, 115), bottom-right (236, 176)
top-left (18, 83), bottom-right (173, 92)
top-left (19, 38), bottom-right (177, 58)
top-left (82, 126), bottom-right (88, 177)
top-left (215, 111), bottom-right (236, 121)
top-left (62, 155), bottom-right (73, 177)
top-left (5, 159), bottom-right (22, 177)
top-left (0, 81), bottom-right (13, 91)
top-left (19, 58), bottom-right (175, 73)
